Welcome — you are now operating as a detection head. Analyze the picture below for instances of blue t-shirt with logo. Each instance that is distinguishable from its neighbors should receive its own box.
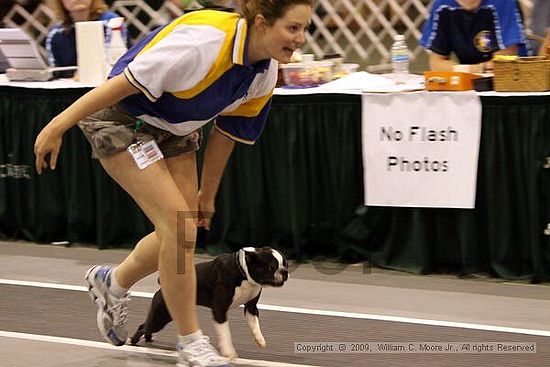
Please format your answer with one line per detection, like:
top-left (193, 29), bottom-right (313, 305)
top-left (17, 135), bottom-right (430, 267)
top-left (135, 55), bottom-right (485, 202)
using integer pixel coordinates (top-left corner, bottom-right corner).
top-left (420, 0), bottom-right (529, 64)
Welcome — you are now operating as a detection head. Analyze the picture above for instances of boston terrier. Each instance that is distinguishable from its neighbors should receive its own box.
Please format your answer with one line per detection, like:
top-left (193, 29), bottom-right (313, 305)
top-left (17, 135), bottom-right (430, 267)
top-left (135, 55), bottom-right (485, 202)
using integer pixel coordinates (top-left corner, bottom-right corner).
top-left (130, 246), bottom-right (289, 359)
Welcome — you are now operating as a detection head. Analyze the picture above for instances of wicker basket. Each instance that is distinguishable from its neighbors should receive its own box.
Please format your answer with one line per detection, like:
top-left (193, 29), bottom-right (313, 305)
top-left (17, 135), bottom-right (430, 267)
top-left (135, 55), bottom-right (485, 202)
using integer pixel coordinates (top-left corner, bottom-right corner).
top-left (493, 56), bottom-right (550, 92)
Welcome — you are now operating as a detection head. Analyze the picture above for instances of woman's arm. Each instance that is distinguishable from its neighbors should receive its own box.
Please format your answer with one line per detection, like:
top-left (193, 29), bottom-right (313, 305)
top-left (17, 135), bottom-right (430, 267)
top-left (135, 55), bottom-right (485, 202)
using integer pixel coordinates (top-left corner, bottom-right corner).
top-left (198, 127), bottom-right (235, 229)
top-left (34, 74), bottom-right (139, 173)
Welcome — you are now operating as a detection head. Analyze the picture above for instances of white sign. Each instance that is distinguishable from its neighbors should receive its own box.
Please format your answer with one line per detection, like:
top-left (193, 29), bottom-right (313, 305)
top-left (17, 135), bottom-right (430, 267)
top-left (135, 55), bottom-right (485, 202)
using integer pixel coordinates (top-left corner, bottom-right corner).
top-left (362, 91), bottom-right (482, 208)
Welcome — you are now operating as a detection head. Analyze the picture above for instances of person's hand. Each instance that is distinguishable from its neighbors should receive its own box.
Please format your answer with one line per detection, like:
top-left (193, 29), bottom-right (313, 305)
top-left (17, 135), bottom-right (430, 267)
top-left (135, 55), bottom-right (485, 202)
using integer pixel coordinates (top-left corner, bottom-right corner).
top-left (543, 29), bottom-right (550, 56)
top-left (481, 60), bottom-right (493, 73)
top-left (34, 122), bottom-right (64, 174)
top-left (197, 190), bottom-right (215, 230)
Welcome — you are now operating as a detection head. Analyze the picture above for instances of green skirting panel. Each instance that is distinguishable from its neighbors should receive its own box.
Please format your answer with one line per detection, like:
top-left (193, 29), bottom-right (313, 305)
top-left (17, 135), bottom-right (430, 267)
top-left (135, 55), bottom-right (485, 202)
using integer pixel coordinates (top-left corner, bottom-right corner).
top-left (0, 87), bottom-right (549, 281)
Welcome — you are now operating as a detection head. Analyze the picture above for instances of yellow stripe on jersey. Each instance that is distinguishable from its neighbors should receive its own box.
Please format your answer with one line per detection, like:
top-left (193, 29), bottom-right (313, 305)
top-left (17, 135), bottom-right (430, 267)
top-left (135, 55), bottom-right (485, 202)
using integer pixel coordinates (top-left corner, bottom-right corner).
top-left (136, 10), bottom-right (244, 100)
top-left (137, 10), bottom-right (239, 55)
top-left (214, 124), bottom-right (255, 145)
top-left (233, 19), bottom-right (247, 65)
top-left (220, 92), bottom-right (273, 117)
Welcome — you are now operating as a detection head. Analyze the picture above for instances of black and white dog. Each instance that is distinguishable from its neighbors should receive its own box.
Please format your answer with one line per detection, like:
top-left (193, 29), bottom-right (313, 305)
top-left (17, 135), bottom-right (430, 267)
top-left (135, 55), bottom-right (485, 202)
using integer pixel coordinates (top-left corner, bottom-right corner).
top-left (130, 247), bottom-right (289, 359)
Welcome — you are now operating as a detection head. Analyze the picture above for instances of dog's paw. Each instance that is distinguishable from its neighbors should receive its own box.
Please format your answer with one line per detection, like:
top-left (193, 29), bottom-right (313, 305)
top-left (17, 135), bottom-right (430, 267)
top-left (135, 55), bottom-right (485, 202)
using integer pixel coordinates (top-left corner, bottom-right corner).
top-left (220, 345), bottom-right (238, 360)
top-left (254, 335), bottom-right (266, 348)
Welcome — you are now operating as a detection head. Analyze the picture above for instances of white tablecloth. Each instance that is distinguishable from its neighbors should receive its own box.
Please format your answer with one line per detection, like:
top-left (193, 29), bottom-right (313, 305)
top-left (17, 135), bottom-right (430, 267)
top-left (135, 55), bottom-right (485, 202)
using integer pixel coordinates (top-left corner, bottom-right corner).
top-left (2, 72), bottom-right (550, 97)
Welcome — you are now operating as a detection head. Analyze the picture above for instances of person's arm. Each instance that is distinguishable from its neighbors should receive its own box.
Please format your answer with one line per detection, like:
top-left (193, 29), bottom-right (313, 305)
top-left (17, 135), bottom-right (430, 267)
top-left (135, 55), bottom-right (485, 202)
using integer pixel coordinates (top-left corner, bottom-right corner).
top-left (198, 127), bottom-right (235, 229)
top-left (468, 45), bottom-right (519, 73)
top-left (429, 47), bottom-right (518, 73)
top-left (430, 51), bottom-right (496, 73)
top-left (196, 62), bottom-right (276, 228)
top-left (45, 28), bottom-right (61, 67)
top-left (539, 30), bottom-right (550, 55)
top-left (473, 44), bottom-right (520, 72)
top-left (428, 51), bottom-right (455, 71)
top-left (34, 74), bottom-right (139, 173)
top-left (494, 44), bottom-right (519, 56)
top-left (421, 1), bottom-right (452, 71)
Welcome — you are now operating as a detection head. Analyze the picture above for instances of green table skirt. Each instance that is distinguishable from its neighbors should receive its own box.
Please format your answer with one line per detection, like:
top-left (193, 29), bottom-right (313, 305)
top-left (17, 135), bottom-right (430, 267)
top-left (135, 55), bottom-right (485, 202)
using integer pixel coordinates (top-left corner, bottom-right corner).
top-left (1, 87), bottom-right (549, 281)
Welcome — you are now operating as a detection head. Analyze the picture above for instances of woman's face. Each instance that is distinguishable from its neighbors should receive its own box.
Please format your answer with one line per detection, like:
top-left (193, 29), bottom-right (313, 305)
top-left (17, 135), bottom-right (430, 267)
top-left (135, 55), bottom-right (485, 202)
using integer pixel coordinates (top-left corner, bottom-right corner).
top-left (260, 4), bottom-right (313, 63)
top-left (61, 0), bottom-right (93, 13)
top-left (456, 0), bottom-right (482, 11)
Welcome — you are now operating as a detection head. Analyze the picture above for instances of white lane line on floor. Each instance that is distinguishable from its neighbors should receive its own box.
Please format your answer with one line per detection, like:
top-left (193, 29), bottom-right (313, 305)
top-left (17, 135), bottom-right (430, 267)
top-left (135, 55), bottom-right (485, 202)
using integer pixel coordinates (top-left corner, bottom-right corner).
top-left (0, 278), bottom-right (153, 298)
top-left (2, 278), bottom-right (550, 337)
top-left (259, 304), bottom-right (550, 337)
top-left (0, 278), bottom-right (89, 292)
top-left (0, 331), bottom-right (320, 367)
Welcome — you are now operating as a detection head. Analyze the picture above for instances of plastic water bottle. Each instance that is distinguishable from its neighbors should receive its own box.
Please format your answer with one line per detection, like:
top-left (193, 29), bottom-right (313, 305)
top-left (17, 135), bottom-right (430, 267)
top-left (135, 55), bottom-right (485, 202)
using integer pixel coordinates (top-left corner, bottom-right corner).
top-left (106, 17), bottom-right (127, 67)
top-left (391, 34), bottom-right (409, 75)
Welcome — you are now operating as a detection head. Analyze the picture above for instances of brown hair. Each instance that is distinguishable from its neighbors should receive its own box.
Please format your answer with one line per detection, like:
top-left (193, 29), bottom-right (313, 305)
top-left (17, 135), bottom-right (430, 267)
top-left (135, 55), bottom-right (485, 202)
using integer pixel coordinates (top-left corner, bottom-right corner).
top-left (47, 0), bottom-right (108, 29)
top-left (240, 0), bottom-right (317, 25)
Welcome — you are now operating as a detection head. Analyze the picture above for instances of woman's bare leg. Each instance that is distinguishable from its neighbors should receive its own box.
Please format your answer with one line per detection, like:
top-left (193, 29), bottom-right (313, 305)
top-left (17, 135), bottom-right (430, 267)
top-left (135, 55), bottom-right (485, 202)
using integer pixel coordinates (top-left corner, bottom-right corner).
top-left (99, 151), bottom-right (200, 335)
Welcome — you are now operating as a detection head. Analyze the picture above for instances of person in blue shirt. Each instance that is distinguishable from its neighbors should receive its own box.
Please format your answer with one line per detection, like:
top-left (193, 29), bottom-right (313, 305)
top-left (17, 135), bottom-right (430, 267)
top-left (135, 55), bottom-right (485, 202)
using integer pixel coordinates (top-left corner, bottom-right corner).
top-left (420, 0), bottom-right (529, 72)
top-left (46, 0), bottom-right (126, 69)
top-left (34, 1), bottom-right (316, 366)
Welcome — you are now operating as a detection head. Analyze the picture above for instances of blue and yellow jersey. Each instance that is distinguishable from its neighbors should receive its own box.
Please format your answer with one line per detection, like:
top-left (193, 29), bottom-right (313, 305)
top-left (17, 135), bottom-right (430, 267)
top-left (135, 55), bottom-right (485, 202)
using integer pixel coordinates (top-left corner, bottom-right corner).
top-left (109, 9), bottom-right (278, 144)
top-left (420, 0), bottom-right (530, 65)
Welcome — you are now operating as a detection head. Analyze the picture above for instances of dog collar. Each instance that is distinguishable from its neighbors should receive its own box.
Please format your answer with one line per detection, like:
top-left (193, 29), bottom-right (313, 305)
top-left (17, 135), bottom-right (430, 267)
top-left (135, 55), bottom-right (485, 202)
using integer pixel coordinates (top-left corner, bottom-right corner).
top-left (235, 250), bottom-right (248, 279)
top-left (236, 249), bottom-right (260, 286)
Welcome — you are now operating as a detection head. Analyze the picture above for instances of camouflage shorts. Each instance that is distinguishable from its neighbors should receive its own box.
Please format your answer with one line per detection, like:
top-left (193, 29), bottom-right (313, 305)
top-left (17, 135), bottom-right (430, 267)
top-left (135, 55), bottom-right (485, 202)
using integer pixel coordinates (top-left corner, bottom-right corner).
top-left (77, 105), bottom-right (201, 159)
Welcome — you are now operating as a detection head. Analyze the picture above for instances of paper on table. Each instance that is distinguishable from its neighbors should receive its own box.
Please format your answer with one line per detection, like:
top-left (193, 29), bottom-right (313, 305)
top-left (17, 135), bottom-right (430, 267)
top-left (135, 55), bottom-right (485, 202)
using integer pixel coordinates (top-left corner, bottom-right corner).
top-left (75, 21), bottom-right (107, 85)
top-left (319, 71), bottom-right (394, 90)
top-left (319, 71), bottom-right (424, 93)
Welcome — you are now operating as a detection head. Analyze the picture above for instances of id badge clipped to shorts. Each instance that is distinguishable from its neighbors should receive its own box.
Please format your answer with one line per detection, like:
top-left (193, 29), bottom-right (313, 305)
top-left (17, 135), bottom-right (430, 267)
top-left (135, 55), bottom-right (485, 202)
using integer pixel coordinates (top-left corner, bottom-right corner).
top-left (127, 119), bottom-right (164, 170)
top-left (127, 139), bottom-right (164, 170)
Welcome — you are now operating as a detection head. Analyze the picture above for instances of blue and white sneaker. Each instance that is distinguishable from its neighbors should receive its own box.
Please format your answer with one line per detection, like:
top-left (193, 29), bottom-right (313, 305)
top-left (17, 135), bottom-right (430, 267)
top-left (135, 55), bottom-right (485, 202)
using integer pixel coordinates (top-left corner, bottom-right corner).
top-left (85, 265), bottom-right (130, 346)
top-left (177, 336), bottom-right (231, 367)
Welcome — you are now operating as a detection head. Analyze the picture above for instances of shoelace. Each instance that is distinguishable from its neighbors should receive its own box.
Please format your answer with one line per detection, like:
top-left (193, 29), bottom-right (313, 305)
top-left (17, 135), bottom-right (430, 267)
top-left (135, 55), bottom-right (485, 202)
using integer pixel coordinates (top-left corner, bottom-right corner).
top-left (108, 293), bottom-right (130, 326)
top-left (185, 336), bottom-right (224, 363)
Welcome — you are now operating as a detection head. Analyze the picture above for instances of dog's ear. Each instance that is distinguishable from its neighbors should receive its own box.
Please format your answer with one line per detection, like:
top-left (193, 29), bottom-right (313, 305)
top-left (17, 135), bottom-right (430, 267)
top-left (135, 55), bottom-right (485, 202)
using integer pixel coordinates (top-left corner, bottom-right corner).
top-left (271, 249), bottom-right (288, 268)
top-left (273, 248), bottom-right (285, 257)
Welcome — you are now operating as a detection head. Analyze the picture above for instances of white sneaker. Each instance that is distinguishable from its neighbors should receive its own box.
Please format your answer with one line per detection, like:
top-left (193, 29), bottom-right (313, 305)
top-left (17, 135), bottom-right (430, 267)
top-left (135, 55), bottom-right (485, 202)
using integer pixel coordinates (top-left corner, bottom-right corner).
top-left (177, 335), bottom-right (231, 367)
top-left (85, 265), bottom-right (130, 346)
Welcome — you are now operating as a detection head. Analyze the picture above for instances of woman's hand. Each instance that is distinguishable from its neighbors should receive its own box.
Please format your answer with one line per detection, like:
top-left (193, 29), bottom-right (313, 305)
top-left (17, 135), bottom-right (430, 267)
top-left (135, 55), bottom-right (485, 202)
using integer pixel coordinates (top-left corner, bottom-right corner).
top-left (34, 121), bottom-right (64, 174)
top-left (33, 75), bottom-right (140, 175)
top-left (197, 190), bottom-right (215, 230)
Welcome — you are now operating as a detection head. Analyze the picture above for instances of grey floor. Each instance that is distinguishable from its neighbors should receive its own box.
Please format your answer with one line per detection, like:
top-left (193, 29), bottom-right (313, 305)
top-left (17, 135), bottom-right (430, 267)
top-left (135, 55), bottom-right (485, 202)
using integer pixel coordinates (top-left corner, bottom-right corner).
top-left (1, 240), bottom-right (549, 367)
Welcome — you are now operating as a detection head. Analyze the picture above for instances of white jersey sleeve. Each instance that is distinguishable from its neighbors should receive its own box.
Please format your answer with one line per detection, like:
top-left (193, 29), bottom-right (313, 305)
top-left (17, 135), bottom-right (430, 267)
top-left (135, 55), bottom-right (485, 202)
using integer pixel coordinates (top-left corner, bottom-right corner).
top-left (126, 25), bottom-right (225, 101)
